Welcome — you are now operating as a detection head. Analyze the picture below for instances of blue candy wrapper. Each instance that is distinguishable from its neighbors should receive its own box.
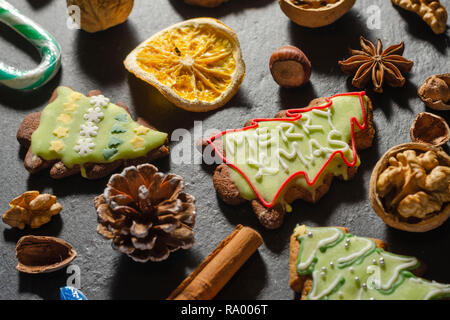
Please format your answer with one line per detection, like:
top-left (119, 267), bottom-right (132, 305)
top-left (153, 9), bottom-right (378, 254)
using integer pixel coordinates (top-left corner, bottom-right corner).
top-left (60, 286), bottom-right (87, 300)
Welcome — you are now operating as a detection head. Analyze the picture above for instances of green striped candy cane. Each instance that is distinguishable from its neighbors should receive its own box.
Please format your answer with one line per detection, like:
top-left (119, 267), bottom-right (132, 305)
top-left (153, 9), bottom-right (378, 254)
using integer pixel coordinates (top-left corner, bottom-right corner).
top-left (0, 0), bottom-right (61, 90)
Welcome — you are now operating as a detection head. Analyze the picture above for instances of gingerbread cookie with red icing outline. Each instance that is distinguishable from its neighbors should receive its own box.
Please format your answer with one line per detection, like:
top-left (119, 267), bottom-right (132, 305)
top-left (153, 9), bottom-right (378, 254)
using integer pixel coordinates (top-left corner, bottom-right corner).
top-left (17, 86), bottom-right (169, 180)
top-left (288, 225), bottom-right (450, 300)
top-left (201, 92), bottom-right (375, 229)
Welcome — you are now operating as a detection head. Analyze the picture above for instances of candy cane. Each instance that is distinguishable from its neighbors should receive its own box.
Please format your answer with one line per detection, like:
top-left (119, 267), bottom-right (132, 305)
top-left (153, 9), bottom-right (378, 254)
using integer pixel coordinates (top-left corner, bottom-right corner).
top-left (0, 0), bottom-right (61, 90)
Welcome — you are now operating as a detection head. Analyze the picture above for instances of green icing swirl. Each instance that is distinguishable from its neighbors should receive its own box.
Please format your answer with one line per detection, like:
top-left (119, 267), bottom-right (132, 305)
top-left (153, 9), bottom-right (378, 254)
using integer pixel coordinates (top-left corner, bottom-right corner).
top-left (31, 87), bottom-right (167, 173)
top-left (224, 94), bottom-right (367, 205)
top-left (295, 226), bottom-right (450, 300)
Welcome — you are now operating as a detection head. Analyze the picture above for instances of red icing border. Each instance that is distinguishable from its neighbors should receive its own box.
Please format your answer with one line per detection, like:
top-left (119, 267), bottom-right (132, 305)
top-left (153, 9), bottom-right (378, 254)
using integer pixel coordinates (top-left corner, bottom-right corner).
top-left (207, 92), bottom-right (368, 208)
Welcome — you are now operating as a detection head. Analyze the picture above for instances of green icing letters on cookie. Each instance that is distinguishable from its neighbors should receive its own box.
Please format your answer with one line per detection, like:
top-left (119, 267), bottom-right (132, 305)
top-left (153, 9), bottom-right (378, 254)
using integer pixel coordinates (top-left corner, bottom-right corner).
top-left (294, 225), bottom-right (450, 300)
top-left (219, 93), bottom-right (367, 206)
top-left (31, 87), bottom-right (167, 175)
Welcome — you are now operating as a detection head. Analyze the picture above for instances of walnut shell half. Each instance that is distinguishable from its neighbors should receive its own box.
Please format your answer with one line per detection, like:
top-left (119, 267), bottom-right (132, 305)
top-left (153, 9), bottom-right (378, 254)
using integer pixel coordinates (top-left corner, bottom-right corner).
top-left (278, 0), bottom-right (356, 28)
top-left (16, 236), bottom-right (77, 274)
top-left (370, 143), bottom-right (450, 232)
top-left (410, 112), bottom-right (450, 147)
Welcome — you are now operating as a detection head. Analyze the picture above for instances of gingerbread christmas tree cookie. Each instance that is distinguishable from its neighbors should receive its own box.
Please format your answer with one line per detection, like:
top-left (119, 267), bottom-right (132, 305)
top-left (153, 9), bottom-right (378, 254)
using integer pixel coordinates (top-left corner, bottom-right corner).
top-left (289, 225), bottom-right (450, 300)
top-left (203, 92), bottom-right (375, 229)
top-left (17, 86), bottom-right (169, 179)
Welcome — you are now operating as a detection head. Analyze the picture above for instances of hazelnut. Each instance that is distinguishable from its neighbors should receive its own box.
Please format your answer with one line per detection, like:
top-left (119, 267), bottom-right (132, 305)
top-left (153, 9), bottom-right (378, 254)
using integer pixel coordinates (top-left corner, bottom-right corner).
top-left (410, 112), bottom-right (450, 147)
top-left (269, 45), bottom-right (311, 88)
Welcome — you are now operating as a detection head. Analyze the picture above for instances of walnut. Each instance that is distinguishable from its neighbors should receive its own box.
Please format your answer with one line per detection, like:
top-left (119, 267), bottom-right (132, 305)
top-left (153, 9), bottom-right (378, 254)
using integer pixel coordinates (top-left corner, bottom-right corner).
top-left (398, 191), bottom-right (442, 218)
top-left (392, 0), bottom-right (448, 34)
top-left (424, 166), bottom-right (450, 191)
top-left (66, 0), bottom-right (134, 33)
top-left (376, 149), bottom-right (450, 219)
top-left (2, 191), bottom-right (62, 230)
top-left (370, 143), bottom-right (450, 232)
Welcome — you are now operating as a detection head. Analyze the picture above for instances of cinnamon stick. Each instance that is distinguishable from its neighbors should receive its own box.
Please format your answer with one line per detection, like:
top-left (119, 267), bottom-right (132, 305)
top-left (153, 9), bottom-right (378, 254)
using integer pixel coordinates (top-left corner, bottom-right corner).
top-left (167, 224), bottom-right (263, 300)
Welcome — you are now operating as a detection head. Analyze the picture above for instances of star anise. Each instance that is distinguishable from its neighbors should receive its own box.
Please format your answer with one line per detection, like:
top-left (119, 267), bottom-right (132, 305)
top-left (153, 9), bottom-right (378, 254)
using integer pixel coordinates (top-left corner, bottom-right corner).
top-left (339, 36), bottom-right (414, 93)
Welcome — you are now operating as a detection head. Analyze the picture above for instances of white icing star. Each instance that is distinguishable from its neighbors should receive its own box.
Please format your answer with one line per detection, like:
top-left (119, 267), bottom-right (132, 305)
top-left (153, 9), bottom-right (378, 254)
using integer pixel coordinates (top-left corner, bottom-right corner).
top-left (80, 121), bottom-right (99, 137)
top-left (90, 95), bottom-right (110, 108)
top-left (84, 107), bottom-right (104, 123)
top-left (74, 138), bottom-right (95, 156)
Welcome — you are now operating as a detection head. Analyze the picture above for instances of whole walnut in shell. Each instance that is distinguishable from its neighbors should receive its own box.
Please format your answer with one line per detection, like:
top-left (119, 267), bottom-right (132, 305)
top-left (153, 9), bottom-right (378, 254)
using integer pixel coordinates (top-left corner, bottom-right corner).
top-left (370, 143), bottom-right (450, 232)
top-left (67, 0), bottom-right (134, 33)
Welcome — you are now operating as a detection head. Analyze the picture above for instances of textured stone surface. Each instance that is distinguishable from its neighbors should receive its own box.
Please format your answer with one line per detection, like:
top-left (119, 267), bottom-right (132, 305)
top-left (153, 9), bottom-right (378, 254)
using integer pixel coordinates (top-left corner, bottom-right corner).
top-left (0, 0), bottom-right (449, 300)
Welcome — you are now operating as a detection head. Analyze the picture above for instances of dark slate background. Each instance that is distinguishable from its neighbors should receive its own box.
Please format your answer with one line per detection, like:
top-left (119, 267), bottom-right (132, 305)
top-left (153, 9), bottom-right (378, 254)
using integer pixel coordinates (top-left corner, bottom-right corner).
top-left (0, 0), bottom-right (449, 300)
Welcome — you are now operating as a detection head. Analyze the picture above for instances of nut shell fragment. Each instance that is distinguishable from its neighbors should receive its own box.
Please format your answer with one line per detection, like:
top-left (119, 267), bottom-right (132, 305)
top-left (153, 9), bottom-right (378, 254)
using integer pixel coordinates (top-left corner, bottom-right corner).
top-left (16, 236), bottom-right (77, 274)
top-left (278, 0), bottom-right (356, 28)
top-left (410, 112), bottom-right (450, 146)
top-left (418, 74), bottom-right (450, 110)
top-left (370, 143), bottom-right (450, 232)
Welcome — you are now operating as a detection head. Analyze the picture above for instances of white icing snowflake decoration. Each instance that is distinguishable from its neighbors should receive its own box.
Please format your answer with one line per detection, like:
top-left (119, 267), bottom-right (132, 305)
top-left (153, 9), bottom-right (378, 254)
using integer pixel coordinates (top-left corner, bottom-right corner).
top-left (74, 138), bottom-right (95, 156)
top-left (84, 107), bottom-right (104, 123)
top-left (80, 121), bottom-right (99, 137)
top-left (90, 95), bottom-right (110, 108)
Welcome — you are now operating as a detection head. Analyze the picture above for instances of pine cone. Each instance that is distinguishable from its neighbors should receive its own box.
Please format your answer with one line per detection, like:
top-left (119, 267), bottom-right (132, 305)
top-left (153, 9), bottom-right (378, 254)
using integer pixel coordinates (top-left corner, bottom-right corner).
top-left (95, 164), bottom-right (196, 262)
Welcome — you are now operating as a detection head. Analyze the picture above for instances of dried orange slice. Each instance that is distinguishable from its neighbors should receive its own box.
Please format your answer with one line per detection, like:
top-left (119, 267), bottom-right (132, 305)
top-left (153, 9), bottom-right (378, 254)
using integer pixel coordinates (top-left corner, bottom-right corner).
top-left (124, 18), bottom-right (245, 112)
